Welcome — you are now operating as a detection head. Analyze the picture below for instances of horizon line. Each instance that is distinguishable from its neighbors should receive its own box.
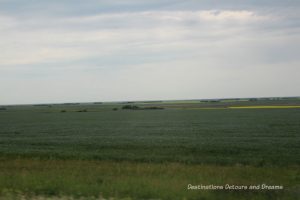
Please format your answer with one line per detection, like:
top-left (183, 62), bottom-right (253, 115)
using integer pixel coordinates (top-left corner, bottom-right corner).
top-left (1, 96), bottom-right (300, 107)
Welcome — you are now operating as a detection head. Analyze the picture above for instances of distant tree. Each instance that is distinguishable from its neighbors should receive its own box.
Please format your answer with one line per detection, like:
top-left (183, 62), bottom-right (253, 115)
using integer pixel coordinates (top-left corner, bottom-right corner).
top-left (112, 108), bottom-right (118, 111)
top-left (121, 105), bottom-right (163, 110)
top-left (144, 107), bottom-right (164, 110)
top-left (122, 105), bottom-right (140, 110)
top-left (249, 98), bottom-right (258, 102)
top-left (77, 109), bottom-right (87, 112)
top-left (209, 100), bottom-right (220, 103)
top-left (60, 110), bottom-right (66, 113)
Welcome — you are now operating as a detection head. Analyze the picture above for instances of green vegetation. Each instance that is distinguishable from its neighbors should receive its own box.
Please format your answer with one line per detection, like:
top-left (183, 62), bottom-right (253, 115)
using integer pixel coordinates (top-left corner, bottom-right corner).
top-left (122, 105), bottom-right (164, 110)
top-left (0, 159), bottom-right (299, 200)
top-left (1, 105), bottom-right (299, 165)
top-left (0, 98), bottom-right (299, 199)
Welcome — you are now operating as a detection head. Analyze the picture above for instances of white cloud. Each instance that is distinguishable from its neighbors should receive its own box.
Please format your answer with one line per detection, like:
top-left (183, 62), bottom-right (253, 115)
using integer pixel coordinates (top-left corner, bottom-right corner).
top-left (0, 10), bottom-right (271, 67)
top-left (64, 10), bottom-right (267, 24)
top-left (0, 15), bottom-right (17, 30)
top-left (0, 7), bottom-right (299, 104)
top-left (197, 10), bottom-right (266, 21)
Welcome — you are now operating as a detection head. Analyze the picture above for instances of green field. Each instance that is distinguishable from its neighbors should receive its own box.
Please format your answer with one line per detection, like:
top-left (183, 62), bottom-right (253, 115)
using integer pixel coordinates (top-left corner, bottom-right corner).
top-left (0, 98), bottom-right (300, 199)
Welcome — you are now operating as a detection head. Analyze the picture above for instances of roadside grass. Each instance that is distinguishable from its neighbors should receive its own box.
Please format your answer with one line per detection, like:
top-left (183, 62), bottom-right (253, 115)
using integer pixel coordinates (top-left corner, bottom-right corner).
top-left (229, 106), bottom-right (300, 109)
top-left (0, 159), bottom-right (299, 200)
top-left (167, 106), bottom-right (300, 110)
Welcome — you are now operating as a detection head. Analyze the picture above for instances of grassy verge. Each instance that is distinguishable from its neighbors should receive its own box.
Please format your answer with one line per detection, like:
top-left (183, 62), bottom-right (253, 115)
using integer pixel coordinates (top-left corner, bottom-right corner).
top-left (229, 106), bottom-right (300, 109)
top-left (0, 159), bottom-right (299, 200)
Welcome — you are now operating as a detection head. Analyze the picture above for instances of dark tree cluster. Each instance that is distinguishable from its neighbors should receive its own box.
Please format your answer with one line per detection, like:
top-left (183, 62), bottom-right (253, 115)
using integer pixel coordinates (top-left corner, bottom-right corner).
top-left (77, 109), bottom-right (87, 112)
top-left (122, 105), bottom-right (164, 110)
top-left (122, 105), bottom-right (140, 110)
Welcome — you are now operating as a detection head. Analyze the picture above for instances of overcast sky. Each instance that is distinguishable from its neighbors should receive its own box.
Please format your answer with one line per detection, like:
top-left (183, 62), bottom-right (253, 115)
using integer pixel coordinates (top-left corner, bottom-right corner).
top-left (0, 0), bottom-right (299, 104)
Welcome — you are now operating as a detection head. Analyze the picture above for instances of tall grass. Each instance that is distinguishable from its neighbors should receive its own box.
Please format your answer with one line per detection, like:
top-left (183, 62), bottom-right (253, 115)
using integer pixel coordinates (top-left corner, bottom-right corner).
top-left (0, 159), bottom-right (299, 199)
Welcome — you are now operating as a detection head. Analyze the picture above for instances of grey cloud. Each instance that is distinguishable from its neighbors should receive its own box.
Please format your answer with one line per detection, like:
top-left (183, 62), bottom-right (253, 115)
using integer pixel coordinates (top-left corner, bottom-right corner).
top-left (0, 1), bottom-right (299, 104)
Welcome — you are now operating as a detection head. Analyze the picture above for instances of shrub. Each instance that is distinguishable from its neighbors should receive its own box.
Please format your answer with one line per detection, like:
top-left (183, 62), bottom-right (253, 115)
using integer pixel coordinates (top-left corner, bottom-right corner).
top-left (77, 109), bottom-right (87, 112)
top-left (122, 105), bottom-right (140, 110)
top-left (121, 105), bottom-right (164, 110)
top-left (144, 107), bottom-right (164, 110)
